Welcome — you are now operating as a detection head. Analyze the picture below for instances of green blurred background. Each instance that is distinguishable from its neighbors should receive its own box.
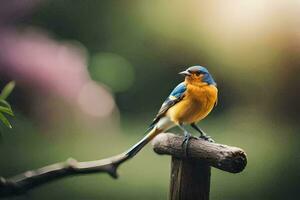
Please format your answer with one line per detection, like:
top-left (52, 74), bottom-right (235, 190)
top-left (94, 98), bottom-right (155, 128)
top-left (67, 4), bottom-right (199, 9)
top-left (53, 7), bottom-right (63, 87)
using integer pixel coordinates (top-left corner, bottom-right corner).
top-left (0, 0), bottom-right (299, 199)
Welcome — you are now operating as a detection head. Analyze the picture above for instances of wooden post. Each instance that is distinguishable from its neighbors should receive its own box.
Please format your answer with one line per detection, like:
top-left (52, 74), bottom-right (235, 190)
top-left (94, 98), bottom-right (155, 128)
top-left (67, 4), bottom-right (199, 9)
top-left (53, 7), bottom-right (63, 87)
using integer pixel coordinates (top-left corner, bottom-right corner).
top-left (170, 158), bottom-right (211, 200)
top-left (152, 133), bottom-right (247, 200)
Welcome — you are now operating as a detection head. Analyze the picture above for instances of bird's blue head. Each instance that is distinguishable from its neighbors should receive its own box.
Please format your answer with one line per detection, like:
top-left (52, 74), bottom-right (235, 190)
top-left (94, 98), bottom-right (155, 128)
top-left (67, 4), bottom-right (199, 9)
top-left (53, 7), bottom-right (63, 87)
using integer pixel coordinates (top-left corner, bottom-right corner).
top-left (179, 65), bottom-right (216, 86)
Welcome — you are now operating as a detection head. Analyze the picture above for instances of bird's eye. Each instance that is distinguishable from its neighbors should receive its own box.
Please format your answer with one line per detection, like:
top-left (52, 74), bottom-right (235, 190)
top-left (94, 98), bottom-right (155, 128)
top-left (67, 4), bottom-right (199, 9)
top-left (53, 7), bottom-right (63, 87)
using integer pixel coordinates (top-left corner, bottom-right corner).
top-left (195, 72), bottom-right (201, 76)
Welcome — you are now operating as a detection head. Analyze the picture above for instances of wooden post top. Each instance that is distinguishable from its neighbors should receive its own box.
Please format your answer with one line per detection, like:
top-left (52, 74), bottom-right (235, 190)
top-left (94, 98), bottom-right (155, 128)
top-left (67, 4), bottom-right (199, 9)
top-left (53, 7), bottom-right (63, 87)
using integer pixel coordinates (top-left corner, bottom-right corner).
top-left (151, 133), bottom-right (247, 173)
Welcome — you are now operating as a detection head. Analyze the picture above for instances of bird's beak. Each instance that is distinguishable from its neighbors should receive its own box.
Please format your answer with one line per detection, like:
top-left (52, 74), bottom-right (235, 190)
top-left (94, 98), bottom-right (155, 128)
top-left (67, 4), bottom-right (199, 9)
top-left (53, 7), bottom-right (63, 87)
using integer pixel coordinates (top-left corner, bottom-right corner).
top-left (179, 70), bottom-right (191, 76)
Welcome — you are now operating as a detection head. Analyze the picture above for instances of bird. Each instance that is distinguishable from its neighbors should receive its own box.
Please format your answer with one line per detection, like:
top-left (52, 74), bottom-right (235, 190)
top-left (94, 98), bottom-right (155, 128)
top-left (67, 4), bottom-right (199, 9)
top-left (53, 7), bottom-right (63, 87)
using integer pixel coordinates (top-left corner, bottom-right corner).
top-left (124, 65), bottom-right (218, 158)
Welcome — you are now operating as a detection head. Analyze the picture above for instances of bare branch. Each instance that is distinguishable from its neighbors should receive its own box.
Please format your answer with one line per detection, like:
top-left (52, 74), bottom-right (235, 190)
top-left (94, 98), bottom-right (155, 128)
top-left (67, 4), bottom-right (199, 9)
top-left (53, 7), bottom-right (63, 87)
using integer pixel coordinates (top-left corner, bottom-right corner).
top-left (0, 152), bottom-right (130, 197)
top-left (151, 133), bottom-right (247, 173)
top-left (0, 132), bottom-right (247, 198)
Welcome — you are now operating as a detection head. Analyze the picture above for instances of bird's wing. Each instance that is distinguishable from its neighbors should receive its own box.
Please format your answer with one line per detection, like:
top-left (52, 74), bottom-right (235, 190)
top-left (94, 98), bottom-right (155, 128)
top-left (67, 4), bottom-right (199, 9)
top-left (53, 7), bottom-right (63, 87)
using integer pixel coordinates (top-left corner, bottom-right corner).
top-left (149, 82), bottom-right (186, 128)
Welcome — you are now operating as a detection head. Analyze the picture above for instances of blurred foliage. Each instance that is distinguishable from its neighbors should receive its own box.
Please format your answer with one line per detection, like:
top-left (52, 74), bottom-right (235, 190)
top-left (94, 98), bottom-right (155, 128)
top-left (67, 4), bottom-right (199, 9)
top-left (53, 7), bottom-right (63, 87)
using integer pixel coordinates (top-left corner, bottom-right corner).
top-left (0, 81), bottom-right (15, 129)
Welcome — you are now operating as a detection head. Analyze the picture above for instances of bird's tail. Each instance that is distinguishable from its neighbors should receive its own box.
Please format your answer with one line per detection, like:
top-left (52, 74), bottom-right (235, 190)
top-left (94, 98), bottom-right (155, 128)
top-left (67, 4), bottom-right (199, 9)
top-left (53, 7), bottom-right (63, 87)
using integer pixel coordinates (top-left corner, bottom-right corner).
top-left (124, 126), bottom-right (162, 159)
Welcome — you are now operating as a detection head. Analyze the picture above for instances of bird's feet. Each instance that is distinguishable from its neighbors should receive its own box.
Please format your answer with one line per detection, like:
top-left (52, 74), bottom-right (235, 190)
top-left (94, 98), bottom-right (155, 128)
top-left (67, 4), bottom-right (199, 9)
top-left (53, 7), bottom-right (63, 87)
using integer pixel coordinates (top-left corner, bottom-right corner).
top-left (199, 134), bottom-right (215, 143)
top-left (181, 132), bottom-right (197, 157)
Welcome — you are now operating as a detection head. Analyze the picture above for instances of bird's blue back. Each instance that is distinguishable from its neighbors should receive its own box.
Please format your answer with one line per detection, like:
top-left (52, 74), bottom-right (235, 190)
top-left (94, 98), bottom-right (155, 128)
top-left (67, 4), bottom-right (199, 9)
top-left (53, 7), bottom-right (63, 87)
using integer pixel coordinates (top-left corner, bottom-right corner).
top-left (168, 82), bottom-right (186, 99)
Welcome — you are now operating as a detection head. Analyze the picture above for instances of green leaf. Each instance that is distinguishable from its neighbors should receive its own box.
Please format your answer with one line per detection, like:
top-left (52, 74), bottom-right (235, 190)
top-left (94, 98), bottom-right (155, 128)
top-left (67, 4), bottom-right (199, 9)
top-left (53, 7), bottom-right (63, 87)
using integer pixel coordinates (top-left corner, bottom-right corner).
top-left (0, 99), bottom-right (11, 109)
top-left (0, 106), bottom-right (13, 116)
top-left (0, 112), bottom-right (12, 128)
top-left (0, 81), bottom-right (15, 100)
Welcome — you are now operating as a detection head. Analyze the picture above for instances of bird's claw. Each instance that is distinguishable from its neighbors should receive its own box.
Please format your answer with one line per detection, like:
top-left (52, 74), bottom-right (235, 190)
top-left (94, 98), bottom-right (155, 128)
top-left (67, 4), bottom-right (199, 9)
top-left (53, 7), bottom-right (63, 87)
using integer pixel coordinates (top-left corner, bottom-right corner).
top-left (181, 133), bottom-right (197, 157)
top-left (199, 135), bottom-right (215, 143)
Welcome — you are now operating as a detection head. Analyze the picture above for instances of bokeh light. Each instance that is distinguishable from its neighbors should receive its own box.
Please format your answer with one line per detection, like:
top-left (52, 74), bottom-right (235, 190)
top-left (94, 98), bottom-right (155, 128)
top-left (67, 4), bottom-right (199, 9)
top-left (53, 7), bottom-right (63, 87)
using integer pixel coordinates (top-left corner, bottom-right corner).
top-left (77, 81), bottom-right (115, 118)
top-left (89, 52), bottom-right (135, 92)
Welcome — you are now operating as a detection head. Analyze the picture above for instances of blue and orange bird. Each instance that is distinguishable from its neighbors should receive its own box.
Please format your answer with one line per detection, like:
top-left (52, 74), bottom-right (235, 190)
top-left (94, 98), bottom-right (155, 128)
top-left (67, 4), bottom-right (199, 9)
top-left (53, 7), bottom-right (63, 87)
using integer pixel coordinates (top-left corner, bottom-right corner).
top-left (125, 65), bottom-right (218, 158)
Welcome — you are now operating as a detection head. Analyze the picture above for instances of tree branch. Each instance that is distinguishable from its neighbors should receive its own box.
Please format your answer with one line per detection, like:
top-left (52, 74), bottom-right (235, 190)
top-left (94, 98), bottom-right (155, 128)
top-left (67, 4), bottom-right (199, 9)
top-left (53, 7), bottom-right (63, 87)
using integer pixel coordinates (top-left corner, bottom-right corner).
top-left (0, 132), bottom-right (247, 198)
top-left (0, 152), bottom-right (130, 197)
top-left (151, 133), bottom-right (247, 173)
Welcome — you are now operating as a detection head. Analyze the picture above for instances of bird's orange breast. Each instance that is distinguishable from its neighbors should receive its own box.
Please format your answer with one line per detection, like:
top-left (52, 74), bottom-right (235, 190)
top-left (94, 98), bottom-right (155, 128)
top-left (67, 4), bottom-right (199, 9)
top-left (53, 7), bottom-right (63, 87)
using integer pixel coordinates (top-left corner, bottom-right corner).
top-left (167, 84), bottom-right (218, 124)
